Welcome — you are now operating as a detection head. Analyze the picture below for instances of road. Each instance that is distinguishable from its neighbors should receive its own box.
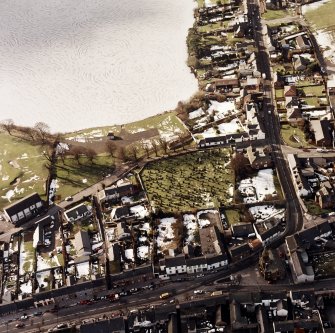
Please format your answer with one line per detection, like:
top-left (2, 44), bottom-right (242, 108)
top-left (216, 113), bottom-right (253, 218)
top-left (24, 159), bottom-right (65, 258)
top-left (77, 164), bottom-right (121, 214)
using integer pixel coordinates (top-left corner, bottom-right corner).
top-left (248, 0), bottom-right (303, 241)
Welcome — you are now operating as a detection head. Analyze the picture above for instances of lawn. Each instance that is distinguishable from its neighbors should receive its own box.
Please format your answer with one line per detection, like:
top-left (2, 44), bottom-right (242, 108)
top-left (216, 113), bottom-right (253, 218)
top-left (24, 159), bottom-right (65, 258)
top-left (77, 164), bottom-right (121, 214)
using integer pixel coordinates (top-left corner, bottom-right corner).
top-left (275, 89), bottom-right (284, 99)
top-left (0, 133), bottom-right (48, 209)
top-left (304, 0), bottom-right (335, 30)
top-left (224, 209), bottom-right (240, 226)
top-left (304, 199), bottom-right (331, 216)
top-left (300, 85), bottom-right (326, 97)
top-left (140, 149), bottom-right (234, 213)
top-left (262, 9), bottom-right (288, 21)
top-left (55, 155), bottom-right (115, 201)
top-left (197, 22), bottom-right (227, 34)
top-left (20, 231), bottom-right (36, 275)
top-left (281, 124), bottom-right (311, 148)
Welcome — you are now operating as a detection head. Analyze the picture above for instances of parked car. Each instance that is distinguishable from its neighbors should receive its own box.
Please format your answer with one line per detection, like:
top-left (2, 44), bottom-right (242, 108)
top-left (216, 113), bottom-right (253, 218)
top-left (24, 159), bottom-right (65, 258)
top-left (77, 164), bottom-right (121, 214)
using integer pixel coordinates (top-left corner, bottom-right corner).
top-left (15, 323), bottom-right (25, 328)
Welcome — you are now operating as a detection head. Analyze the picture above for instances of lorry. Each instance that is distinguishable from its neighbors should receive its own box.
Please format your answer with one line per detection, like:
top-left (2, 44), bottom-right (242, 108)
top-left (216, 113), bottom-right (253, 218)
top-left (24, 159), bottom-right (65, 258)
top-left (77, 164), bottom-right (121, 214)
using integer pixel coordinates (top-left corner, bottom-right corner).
top-left (211, 290), bottom-right (223, 296)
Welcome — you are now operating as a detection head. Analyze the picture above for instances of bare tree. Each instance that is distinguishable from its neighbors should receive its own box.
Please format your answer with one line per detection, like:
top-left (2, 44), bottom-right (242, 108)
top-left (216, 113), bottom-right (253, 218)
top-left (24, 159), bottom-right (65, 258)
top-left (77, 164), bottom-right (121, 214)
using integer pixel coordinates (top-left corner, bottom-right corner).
top-left (128, 144), bottom-right (139, 162)
top-left (151, 139), bottom-right (159, 157)
top-left (105, 141), bottom-right (117, 157)
top-left (158, 138), bottom-right (169, 155)
top-left (231, 152), bottom-right (249, 178)
top-left (0, 119), bottom-right (15, 135)
top-left (85, 148), bottom-right (97, 164)
top-left (118, 146), bottom-right (128, 162)
top-left (35, 122), bottom-right (50, 145)
top-left (142, 143), bottom-right (150, 159)
top-left (70, 146), bottom-right (85, 164)
top-left (20, 126), bottom-right (36, 142)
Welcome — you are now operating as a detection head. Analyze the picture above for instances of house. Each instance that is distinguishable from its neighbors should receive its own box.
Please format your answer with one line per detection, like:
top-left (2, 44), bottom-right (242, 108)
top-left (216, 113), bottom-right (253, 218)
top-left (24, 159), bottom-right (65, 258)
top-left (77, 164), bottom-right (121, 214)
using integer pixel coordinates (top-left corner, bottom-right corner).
top-left (64, 203), bottom-right (92, 223)
top-left (285, 234), bottom-right (315, 284)
top-left (246, 146), bottom-right (272, 169)
top-left (74, 230), bottom-right (91, 257)
top-left (116, 221), bottom-right (131, 240)
top-left (310, 119), bottom-right (334, 147)
top-left (160, 255), bottom-right (187, 275)
top-left (99, 183), bottom-right (135, 203)
top-left (80, 317), bottom-right (126, 333)
top-left (206, 253), bottom-right (228, 270)
top-left (284, 85), bottom-right (297, 97)
top-left (295, 34), bottom-right (311, 51)
top-left (200, 226), bottom-right (224, 256)
top-left (254, 223), bottom-right (281, 246)
top-left (186, 256), bottom-right (207, 274)
top-left (231, 222), bottom-right (254, 238)
top-left (107, 132), bottom-right (115, 140)
top-left (111, 206), bottom-right (130, 220)
top-left (315, 181), bottom-right (335, 209)
top-left (293, 55), bottom-right (310, 72)
top-left (3, 192), bottom-right (44, 225)
top-left (214, 78), bottom-right (239, 92)
top-left (327, 78), bottom-right (335, 96)
top-left (289, 290), bottom-right (316, 309)
top-left (198, 132), bottom-right (249, 148)
top-left (229, 243), bottom-right (251, 261)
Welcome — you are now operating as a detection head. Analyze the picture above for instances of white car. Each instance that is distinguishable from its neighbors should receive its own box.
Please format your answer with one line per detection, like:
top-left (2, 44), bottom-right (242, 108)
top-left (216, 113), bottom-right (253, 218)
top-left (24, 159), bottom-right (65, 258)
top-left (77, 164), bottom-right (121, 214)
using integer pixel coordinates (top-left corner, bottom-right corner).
top-left (194, 290), bottom-right (203, 294)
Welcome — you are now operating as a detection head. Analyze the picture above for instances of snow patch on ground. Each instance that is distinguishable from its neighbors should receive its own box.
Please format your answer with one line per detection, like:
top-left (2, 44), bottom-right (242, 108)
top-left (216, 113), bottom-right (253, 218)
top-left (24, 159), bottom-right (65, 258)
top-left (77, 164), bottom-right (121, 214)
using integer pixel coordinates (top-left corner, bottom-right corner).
top-left (20, 280), bottom-right (32, 294)
top-left (76, 261), bottom-right (90, 278)
top-left (137, 245), bottom-right (149, 260)
top-left (125, 248), bottom-right (135, 261)
top-left (239, 169), bottom-right (276, 203)
top-left (249, 205), bottom-right (285, 222)
top-left (130, 205), bottom-right (149, 219)
top-left (157, 217), bottom-right (176, 250)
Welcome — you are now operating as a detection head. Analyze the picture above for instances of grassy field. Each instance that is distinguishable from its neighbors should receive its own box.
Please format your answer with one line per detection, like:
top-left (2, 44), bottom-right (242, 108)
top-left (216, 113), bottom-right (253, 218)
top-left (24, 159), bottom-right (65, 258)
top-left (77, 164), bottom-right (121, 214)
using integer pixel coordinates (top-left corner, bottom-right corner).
top-left (65, 112), bottom-right (186, 143)
top-left (263, 9), bottom-right (288, 21)
top-left (304, 0), bottom-right (335, 30)
top-left (55, 156), bottom-right (114, 200)
top-left (140, 149), bottom-right (234, 213)
top-left (0, 133), bottom-right (48, 209)
top-left (281, 124), bottom-right (311, 148)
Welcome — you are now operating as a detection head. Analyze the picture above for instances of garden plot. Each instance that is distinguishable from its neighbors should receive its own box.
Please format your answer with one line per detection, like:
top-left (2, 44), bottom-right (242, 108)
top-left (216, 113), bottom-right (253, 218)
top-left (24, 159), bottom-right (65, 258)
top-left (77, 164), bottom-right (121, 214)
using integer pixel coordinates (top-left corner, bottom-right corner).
top-left (76, 261), bottom-right (91, 280)
top-left (156, 217), bottom-right (178, 254)
top-left (141, 149), bottom-right (234, 212)
top-left (130, 205), bottom-right (149, 219)
top-left (19, 280), bottom-right (32, 295)
top-left (36, 270), bottom-right (52, 291)
top-left (0, 133), bottom-right (48, 209)
top-left (249, 205), bottom-right (285, 223)
top-left (183, 209), bottom-right (220, 244)
top-left (312, 252), bottom-right (335, 278)
top-left (208, 100), bottom-right (238, 121)
top-left (238, 169), bottom-right (277, 203)
top-left (19, 231), bottom-right (35, 275)
top-left (202, 119), bottom-right (243, 138)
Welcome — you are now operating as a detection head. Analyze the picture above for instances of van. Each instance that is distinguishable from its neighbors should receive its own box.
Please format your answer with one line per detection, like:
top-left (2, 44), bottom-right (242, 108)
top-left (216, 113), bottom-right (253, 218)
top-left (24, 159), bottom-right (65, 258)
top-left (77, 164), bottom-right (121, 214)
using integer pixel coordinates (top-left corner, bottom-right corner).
top-left (160, 292), bottom-right (170, 299)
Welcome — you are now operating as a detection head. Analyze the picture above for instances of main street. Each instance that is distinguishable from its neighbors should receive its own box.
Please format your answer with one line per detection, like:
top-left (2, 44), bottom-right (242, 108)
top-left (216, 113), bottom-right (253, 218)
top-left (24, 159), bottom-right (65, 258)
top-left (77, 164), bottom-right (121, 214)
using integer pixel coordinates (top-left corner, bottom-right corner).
top-left (248, 0), bottom-right (303, 240)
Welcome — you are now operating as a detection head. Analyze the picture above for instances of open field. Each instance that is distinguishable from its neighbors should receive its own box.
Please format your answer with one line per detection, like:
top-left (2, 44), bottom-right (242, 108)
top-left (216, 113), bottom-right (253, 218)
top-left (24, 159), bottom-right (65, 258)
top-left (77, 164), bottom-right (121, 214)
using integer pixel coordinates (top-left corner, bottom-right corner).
top-left (55, 156), bottom-right (115, 201)
top-left (0, 133), bottom-right (48, 209)
top-left (262, 9), bottom-right (288, 21)
top-left (140, 149), bottom-right (234, 213)
top-left (304, 0), bottom-right (335, 30)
